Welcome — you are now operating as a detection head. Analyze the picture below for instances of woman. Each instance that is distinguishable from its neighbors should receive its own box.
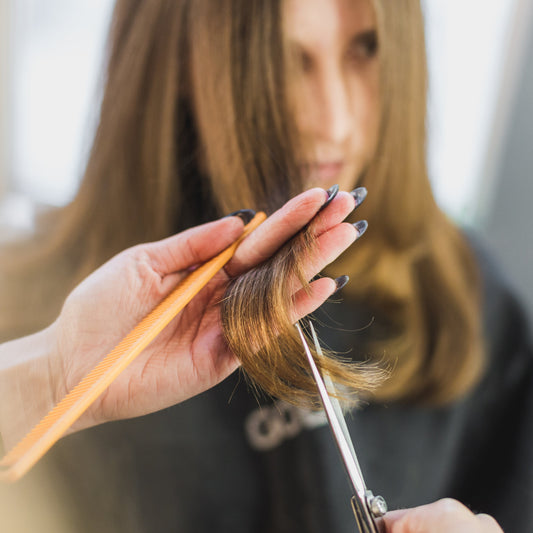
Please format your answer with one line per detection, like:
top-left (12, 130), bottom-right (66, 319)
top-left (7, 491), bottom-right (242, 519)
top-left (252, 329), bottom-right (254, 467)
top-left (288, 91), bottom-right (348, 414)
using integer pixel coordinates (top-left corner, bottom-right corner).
top-left (0, 0), bottom-right (530, 531)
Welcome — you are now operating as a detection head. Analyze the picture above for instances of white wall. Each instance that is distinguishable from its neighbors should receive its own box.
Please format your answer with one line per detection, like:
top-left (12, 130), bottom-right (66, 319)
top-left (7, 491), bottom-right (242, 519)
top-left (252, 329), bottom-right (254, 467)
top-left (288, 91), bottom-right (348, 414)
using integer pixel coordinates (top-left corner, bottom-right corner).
top-left (8, 0), bottom-right (113, 206)
top-left (0, 1), bottom-right (12, 198)
top-left (481, 0), bottom-right (533, 324)
top-left (422, 0), bottom-right (518, 224)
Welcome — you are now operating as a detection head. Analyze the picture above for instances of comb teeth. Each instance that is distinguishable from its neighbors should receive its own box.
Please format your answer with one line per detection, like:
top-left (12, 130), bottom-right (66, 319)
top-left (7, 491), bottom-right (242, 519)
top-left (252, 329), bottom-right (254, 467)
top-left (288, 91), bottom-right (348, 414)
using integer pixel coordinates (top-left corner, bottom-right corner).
top-left (0, 213), bottom-right (266, 482)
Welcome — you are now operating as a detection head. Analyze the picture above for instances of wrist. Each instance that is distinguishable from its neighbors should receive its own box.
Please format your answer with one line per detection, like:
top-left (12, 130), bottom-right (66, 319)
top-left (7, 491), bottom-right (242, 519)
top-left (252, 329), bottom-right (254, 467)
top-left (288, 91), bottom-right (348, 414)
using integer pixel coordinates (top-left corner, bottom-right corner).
top-left (0, 323), bottom-right (61, 452)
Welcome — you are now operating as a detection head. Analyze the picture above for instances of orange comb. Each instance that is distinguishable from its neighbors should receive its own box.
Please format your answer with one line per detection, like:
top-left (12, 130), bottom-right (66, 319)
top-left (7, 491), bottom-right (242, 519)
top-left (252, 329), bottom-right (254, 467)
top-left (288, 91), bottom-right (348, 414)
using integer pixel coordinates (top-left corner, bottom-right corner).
top-left (0, 212), bottom-right (266, 482)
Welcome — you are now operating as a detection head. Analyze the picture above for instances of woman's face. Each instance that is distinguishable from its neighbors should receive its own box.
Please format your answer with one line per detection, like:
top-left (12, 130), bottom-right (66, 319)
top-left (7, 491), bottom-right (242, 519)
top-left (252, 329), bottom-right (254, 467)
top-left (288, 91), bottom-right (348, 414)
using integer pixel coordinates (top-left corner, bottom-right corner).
top-left (284, 0), bottom-right (380, 191)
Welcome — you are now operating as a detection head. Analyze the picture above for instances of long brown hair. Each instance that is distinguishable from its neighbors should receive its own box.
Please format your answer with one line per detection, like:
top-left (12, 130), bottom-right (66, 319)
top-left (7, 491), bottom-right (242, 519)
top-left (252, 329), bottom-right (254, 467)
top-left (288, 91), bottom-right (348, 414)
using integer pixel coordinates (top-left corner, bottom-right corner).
top-left (0, 0), bottom-right (483, 405)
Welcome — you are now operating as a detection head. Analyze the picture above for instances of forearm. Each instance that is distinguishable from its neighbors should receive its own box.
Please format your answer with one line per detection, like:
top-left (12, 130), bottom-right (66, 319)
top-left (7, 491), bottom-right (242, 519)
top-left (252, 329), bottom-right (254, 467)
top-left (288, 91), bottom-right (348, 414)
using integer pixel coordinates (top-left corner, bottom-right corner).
top-left (0, 323), bottom-right (60, 452)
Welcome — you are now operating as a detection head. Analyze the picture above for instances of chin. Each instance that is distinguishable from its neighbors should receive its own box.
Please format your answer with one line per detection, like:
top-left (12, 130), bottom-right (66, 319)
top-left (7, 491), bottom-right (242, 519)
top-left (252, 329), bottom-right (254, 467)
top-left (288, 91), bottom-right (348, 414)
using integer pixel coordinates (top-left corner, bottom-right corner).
top-left (323, 169), bottom-right (359, 192)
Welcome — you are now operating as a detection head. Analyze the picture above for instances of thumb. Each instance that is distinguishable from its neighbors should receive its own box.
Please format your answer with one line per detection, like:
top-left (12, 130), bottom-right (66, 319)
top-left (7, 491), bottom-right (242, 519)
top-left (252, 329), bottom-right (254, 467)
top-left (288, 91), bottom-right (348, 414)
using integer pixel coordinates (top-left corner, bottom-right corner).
top-left (143, 213), bottom-right (251, 276)
top-left (383, 509), bottom-right (410, 532)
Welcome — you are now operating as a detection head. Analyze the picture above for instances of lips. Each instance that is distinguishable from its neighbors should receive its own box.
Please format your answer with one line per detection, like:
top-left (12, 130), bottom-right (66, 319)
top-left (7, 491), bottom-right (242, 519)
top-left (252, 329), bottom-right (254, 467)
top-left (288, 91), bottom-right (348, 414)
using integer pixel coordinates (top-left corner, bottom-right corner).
top-left (302, 161), bottom-right (345, 182)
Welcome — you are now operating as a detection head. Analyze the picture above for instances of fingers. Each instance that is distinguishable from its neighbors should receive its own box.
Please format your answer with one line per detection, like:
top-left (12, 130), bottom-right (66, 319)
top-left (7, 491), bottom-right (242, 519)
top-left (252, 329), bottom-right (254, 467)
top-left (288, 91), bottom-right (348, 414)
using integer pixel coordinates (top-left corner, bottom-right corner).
top-left (141, 186), bottom-right (359, 282)
top-left (476, 513), bottom-right (504, 531)
top-left (283, 222), bottom-right (357, 295)
top-left (227, 188), bottom-right (356, 277)
top-left (308, 191), bottom-right (357, 237)
top-left (291, 277), bottom-right (337, 320)
top-left (383, 499), bottom-right (503, 533)
top-left (286, 222), bottom-right (357, 321)
top-left (383, 508), bottom-right (410, 531)
top-left (304, 222), bottom-right (357, 280)
top-left (226, 187), bottom-right (326, 276)
top-left (144, 216), bottom-right (245, 275)
top-left (145, 187), bottom-right (359, 278)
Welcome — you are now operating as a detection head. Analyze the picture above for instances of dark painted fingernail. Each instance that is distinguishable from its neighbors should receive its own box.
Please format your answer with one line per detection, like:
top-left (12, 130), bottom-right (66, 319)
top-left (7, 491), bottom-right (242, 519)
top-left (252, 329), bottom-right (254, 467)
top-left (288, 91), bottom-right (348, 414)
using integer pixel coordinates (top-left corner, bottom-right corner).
top-left (350, 186), bottom-right (367, 207)
top-left (224, 209), bottom-right (256, 224)
top-left (333, 275), bottom-right (349, 294)
top-left (353, 220), bottom-right (368, 238)
top-left (319, 184), bottom-right (339, 212)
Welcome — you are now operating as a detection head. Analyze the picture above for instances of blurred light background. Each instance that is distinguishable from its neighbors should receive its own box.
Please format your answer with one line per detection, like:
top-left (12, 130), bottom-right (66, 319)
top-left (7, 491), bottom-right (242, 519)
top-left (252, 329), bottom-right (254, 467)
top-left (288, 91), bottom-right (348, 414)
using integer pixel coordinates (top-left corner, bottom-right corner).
top-left (0, 0), bottom-right (532, 321)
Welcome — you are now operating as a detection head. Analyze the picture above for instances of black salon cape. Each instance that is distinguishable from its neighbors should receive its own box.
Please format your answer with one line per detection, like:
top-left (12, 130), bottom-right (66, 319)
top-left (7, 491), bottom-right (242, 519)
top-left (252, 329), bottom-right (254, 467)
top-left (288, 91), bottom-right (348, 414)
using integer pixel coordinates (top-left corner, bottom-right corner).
top-left (33, 243), bottom-right (533, 532)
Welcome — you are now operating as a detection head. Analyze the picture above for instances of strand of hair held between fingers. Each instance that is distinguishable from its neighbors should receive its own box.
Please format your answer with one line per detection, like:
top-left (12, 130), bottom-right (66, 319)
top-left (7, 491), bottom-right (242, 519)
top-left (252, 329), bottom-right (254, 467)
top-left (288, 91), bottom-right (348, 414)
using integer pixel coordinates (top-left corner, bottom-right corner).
top-left (0, 212), bottom-right (267, 483)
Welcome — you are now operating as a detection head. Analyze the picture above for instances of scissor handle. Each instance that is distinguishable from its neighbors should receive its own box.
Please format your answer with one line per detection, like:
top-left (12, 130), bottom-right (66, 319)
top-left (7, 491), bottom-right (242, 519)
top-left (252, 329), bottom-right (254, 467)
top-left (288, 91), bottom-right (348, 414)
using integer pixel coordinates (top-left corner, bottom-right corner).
top-left (351, 491), bottom-right (387, 533)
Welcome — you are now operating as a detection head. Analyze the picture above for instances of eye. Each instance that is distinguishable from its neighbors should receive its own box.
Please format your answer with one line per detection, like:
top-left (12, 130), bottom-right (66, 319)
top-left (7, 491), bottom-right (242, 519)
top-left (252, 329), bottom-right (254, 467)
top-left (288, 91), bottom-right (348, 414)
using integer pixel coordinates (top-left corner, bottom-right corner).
top-left (296, 50), bottom-right (314, 73)
top-left (288, 42), bottom-right (315, 75)
top-left (347, 30), bottom-right (378, 62)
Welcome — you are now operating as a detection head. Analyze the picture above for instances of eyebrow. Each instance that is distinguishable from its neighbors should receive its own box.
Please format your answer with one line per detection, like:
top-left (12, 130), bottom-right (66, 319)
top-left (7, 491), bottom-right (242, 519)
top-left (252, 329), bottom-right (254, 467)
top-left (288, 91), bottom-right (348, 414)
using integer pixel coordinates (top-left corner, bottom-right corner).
top-left (287, 27), bottom-right (378, 53)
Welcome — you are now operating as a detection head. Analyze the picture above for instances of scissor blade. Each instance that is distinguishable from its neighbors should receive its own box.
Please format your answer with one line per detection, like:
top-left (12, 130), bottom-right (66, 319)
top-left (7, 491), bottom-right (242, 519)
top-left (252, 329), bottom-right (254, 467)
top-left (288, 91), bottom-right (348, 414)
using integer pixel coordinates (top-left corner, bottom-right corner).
top-left (295, 322), bottom-right (367, 501)
top-left (307, 321), bottom-right (365, 485)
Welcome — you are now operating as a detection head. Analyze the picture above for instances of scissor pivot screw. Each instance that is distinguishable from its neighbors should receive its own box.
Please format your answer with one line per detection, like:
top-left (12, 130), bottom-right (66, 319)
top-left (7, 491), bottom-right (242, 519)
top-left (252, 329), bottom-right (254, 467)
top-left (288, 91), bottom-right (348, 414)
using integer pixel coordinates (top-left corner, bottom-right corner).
top-left (368, 494), bottom-right (387, 517)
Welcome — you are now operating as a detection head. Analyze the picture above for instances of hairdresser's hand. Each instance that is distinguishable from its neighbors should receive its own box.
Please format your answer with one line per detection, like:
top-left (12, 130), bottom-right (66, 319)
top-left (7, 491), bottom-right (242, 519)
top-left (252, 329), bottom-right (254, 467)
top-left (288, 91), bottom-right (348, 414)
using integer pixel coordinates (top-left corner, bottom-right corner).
top-left (383, 499), bottom-right (503, 533)
top-left (49, 187), bottom-right (360, 432)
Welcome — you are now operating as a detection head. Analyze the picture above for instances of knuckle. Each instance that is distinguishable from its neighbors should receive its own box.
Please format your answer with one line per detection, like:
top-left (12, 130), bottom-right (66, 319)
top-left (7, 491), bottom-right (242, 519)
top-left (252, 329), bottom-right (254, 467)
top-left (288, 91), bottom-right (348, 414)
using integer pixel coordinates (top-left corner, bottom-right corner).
top-left (182, 237), bottom-right (198, 264)
top-left (477, 513), bottom-right (503, 531)
top-left (291, 187), bottom-right (325, 215)
top-left (436, 497), bottom-right (468, 515)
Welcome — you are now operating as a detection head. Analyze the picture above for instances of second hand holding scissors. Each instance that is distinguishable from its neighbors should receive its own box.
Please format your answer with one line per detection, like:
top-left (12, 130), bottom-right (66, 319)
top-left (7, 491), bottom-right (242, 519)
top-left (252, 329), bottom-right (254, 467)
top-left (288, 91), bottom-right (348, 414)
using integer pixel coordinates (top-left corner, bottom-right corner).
top-left (295, 320), bottom-right (388, 533)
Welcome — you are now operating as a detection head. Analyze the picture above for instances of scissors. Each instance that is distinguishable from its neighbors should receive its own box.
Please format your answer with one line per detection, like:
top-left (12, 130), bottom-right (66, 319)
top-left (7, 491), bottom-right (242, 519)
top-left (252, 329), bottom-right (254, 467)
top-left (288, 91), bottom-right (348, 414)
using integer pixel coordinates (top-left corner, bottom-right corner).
top-left (295, 320), bottom-right (388, 533)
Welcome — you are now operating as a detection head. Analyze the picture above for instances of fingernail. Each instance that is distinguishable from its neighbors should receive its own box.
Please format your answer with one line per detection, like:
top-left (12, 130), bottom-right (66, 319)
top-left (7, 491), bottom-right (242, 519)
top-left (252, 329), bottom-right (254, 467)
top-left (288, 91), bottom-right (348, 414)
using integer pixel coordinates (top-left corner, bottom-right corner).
top-left (333, 275), bottom-right (349, 294)
top-left (224, 209), bottom-right (256, 224)
top-left (353, 220), bottom-right (368, 238)
top-left (319, 184), bottom-right (339, 212)
top-left (350, 186), bottom-right (367, 207)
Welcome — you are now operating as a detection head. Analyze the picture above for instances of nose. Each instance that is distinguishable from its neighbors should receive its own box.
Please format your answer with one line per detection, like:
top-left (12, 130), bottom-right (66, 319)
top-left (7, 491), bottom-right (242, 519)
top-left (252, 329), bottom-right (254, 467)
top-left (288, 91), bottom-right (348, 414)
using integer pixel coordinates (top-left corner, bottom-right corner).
top-left (312, 65), bottom-right (353, 145)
